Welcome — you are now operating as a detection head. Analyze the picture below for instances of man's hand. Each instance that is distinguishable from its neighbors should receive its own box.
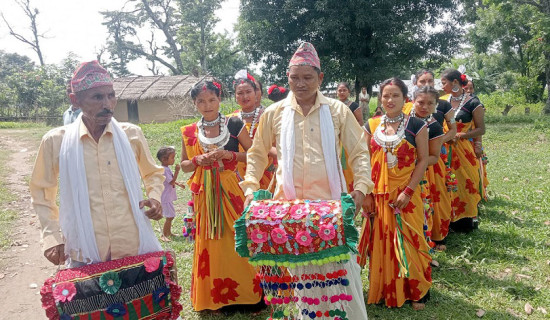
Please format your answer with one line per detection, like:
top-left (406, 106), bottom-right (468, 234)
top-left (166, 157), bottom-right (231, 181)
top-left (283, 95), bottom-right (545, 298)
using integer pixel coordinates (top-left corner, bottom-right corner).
top-left (44, 244), bottom-right (65, 265)
top-left (350, 190), bottom-right (365, 216)
top-left (140, 198), bottom-right (163, 220)
top-left (361, 193), bottom-right (375, 215)
top-left (243, 194), bottom-right (254, 209)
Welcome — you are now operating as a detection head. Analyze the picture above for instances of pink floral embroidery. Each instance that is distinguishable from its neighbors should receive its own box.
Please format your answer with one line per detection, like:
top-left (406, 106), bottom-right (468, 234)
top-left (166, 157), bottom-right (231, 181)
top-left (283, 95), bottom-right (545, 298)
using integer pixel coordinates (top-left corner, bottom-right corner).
top-left (290, 205), bottom-right (307, 220)
top-left (53, 282), bottom-right (77, 303)
top-left (252, 205), bottom-right (269, 219)
top-left (144, 257), bottom-right (161, 273)
top-left (251, 229), bottom-right (268, 243)
top-left (271, 228), bottom-right (288, 244)
top-left (269, 205), bottom-right (288, 219)
top-left (295, 231), bottom-right (313, 246)
top-left (318, 223), bottom-right (336, 241)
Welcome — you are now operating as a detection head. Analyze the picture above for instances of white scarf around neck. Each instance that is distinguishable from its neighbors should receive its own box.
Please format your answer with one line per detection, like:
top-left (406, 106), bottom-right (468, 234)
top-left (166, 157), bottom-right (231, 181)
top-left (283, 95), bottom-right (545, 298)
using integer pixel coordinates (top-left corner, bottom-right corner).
top-left (280, 93), bottom-right (346, 200)
top-left (59, 116), bottom-right (162, 263)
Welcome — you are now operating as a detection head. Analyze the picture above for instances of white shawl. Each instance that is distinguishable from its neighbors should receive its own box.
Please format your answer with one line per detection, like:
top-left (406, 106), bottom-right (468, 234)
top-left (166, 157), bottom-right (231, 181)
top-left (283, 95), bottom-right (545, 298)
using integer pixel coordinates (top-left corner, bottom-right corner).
top-left (59, 116), bottom-right (162, 263)
top-left (280, 94), bottom-right (346, 200)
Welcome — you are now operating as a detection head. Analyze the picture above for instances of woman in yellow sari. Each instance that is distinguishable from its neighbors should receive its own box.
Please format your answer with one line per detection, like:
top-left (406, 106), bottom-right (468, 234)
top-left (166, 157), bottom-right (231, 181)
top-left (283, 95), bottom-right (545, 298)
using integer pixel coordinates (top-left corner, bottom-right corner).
top-left (180, 81), bottom-right (262, 312)
top-left (360, 77), bottom-right (432, 309)
top-left (227, 74), bottom-right (276, 190)
top-left (441, 69), bottom-right (486, 231)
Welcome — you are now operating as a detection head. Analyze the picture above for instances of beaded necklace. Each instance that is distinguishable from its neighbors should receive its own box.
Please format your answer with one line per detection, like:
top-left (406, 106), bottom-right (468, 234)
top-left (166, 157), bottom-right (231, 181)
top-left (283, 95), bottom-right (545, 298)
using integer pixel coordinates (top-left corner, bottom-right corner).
top-left (373, 113), bottom-right (406, 168)
top-left (197, 113), bottom-right (230, 152)
top-left (410, 108), bottom-right (434, 133)
top-left (448, 92), bottom-right (467, 120)
top-left (239, 106), bottom-right (264, 138)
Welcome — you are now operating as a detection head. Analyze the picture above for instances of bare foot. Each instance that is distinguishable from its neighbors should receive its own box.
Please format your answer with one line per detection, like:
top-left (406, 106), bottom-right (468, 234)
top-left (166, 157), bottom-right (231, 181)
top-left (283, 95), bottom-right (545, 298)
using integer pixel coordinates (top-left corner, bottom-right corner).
top-left (412, 302), bottom-right (425, 310)
top-left (435, 244), bottom-right (447, 251)
top-left (170, 233), bottom-right (181, 238)
top-left (430, 259), bottom-right (440, 267)
top-left (160, 235), bottom-right (172, 242)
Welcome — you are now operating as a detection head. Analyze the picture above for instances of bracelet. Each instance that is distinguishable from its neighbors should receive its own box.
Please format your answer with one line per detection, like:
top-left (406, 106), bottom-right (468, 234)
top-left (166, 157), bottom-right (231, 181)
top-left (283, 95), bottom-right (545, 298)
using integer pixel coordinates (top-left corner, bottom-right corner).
top-left (191, 156), bottom-right (199, 167)
top-left (403, 186), bottom-right (415, 197)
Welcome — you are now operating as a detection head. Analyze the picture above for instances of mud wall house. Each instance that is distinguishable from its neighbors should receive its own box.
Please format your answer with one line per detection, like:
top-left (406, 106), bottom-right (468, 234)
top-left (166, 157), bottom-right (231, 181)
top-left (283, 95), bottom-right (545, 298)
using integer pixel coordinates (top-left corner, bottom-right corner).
top-left (112, 75), bottom-right (209, 123)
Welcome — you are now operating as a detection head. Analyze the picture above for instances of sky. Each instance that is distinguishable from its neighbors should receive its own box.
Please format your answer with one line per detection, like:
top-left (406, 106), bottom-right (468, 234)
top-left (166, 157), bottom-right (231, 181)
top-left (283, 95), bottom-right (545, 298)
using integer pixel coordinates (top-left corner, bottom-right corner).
top-left (0, 0), bottom-right (240, 75)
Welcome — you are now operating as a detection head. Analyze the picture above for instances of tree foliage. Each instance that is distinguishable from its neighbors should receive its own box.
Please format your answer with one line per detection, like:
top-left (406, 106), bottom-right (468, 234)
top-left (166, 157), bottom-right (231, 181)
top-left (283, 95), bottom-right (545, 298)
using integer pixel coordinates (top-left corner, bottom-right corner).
top-left (101, 0), bottom-right (247, 88)
top-left (237, 0), bottom-right (459, 93)
top-left (463, 0), bottom-right (550, 112)
top-left (0, 51), bottom-right (78, 124)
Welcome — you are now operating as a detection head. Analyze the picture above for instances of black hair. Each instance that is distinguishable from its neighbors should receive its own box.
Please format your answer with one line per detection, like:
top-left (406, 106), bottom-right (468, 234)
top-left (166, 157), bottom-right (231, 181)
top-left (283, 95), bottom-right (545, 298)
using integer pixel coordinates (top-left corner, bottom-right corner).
top-left (337, 82), bottom-right (351, 91)
top-left (414, 85), bottom-right (439, 101)
top-left (441, 68), bottom-right (468, 86)
top-left (233, 78), bottom-right (256, 91)
top-left (157, 146), bottom-right (175, 161)
top-left (414, 69), bottom-right (434, 85)
top-left (254, 78), bottom-right (263, 93)
top-left (190, 81), bottom-right (221, 101)
top-left (379, 77), bottom-right (408, 98)
top-left (268, 86), bottom-right (289, 102)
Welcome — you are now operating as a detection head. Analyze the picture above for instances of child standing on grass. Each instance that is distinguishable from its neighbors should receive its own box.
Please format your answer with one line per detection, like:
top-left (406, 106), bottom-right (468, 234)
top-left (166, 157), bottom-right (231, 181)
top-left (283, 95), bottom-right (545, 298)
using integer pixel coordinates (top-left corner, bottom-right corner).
top-left (157, 146), bottom-right (184, 242)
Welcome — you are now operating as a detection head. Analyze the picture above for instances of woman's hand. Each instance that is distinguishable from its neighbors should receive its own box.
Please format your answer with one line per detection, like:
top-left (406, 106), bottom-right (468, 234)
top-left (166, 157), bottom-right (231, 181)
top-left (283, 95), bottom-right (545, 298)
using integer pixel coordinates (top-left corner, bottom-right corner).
top-left (394, 192), bottom-right (411, 209)
top-left (194, 154), bottom-right (214, 166)
top-left (207, 149), bottom-right (233, 161)
top-left (451, 132), bottom-right (465, 144)
top-left (474, 144), bottom-right (483, 158)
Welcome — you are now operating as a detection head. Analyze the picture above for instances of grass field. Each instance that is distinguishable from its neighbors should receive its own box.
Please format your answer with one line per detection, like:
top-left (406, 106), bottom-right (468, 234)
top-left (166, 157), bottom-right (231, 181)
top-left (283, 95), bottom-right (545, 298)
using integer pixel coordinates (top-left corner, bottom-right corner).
top-left (0, 112), bottom-right (548, 319)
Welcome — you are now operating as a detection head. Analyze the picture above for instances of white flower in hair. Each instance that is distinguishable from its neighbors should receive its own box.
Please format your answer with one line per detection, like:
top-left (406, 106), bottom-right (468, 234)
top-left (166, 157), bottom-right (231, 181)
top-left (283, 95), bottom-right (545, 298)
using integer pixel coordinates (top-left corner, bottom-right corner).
top-left (458, 65), bottom-right (466, 74)
top-left (234, 69), bottom-right (248, 79)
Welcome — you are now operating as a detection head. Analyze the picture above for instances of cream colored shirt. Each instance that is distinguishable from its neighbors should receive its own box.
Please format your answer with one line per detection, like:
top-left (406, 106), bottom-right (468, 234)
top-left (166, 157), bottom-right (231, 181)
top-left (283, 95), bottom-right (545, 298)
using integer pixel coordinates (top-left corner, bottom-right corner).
top-left (241, 91), bottom-right (374, 200)
top-left (30, 119), bottom-right (164, 262)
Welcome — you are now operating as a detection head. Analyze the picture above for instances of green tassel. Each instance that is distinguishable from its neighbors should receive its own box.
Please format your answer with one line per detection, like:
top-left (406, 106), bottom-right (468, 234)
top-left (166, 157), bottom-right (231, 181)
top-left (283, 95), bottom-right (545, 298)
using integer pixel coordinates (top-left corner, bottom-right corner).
top-left (341, 193), bottom-right (359, 254)
top-left (340, 146), bottom-right (348, 170)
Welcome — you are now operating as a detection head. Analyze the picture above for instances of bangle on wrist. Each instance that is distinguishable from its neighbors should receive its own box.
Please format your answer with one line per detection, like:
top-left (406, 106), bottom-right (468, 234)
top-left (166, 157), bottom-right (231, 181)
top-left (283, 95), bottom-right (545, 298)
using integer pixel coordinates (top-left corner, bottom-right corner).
top-left (403, 186), bottom-right (414, 197)
top-left (191, 156), bottom-right (199, 167)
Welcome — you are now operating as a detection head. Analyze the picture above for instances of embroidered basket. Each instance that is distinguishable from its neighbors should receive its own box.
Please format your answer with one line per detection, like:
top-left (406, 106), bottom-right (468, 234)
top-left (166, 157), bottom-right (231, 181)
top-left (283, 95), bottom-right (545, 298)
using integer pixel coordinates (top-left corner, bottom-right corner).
top-left (40, 251), bottom-right (182, 320)
top-left (235, 190), bottom-right (358, 267)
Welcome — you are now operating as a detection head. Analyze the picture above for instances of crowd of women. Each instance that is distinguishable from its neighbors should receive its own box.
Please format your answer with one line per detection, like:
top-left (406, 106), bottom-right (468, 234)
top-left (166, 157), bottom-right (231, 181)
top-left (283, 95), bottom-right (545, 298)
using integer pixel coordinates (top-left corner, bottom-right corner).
top-left (176, 65), bottom-right (487, 315)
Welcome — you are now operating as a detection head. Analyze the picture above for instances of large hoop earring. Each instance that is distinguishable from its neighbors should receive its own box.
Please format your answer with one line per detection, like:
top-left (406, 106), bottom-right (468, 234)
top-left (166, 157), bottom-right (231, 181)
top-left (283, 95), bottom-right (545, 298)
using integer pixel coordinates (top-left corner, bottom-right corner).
top-left (452, 85), bottom-right (460, 93)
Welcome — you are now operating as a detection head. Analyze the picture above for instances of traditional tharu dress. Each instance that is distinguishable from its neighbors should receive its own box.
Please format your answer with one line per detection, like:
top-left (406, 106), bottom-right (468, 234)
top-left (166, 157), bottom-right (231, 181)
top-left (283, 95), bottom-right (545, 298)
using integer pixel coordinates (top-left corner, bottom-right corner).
top-left (228, 107), bottom-right (276, 190)
top-left (181, 115), bottom-right (261, 311)
top-left (445, 95), bottom-right (483, 224)
top-left (416, 113), bottom-right (450, 242)
top-left (360, 115), bottom-right (432, 307)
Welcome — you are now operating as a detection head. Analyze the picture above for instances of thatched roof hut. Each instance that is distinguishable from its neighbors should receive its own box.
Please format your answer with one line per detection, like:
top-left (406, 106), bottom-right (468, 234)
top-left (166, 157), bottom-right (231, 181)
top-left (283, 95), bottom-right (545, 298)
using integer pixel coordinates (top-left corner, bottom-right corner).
top-left (112, 75), bottom-right (211, 123)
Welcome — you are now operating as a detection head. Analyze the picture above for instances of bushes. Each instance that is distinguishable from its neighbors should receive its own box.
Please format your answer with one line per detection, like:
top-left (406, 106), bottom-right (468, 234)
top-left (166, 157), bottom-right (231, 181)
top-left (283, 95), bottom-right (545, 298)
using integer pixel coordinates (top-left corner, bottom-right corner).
top-left (477, 91), bottom-right (545, 117)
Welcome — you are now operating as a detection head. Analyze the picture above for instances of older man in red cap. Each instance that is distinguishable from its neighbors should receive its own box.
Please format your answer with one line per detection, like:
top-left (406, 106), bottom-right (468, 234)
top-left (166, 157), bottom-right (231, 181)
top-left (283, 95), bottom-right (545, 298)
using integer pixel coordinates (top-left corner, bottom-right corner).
top-left (241, 42), bottom-right (372, 319)
top-left (30, 61), bottom-right (165, 267)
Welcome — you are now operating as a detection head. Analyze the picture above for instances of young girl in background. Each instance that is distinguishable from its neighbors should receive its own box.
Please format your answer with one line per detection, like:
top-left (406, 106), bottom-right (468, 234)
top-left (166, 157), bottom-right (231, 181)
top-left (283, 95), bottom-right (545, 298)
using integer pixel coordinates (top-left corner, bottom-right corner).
top-left (157, 146), bottom-right (184, 242)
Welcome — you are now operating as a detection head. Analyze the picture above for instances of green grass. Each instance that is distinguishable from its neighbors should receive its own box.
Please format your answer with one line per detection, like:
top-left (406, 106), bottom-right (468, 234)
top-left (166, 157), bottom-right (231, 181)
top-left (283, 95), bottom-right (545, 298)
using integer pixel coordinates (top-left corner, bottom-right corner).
top-left (0, 121), bottom-right (49, 129)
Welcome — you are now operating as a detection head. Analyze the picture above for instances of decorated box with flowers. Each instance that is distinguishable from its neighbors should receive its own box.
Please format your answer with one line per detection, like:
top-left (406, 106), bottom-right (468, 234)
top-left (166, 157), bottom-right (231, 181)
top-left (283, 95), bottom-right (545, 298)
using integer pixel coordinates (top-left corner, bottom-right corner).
top-left (40, 251), bottom-right (182, 320)
top-left (235, 190), bottom-right (359, 266)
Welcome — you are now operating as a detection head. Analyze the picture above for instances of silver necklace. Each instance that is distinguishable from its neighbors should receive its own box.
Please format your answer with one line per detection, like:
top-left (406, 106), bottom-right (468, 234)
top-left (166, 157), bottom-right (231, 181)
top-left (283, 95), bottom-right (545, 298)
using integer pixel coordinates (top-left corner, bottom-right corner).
top-left (450, 93), bottom-right (464, 102)
top-left (448, 93), bottom-right (467, 120)
top-left (201, 115), bottom-right (221, 127)
top-left (373, 114), bottom-right (406, 169)
top-left (239, 106), bottom-right (263, 138)
top-left (197, 114), bottom-right (230, 152)
top-left (385, 113), bottom-right (404, 123)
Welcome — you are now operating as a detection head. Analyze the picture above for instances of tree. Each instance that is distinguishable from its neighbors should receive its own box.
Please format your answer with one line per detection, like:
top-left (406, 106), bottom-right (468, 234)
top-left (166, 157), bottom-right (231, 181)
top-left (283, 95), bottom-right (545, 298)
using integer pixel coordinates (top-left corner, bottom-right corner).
top-left (1, 0), bottom-right (46, 66)
top-left (238, 0), bottom-right (460, 96)
top-left (101, 0), bottom-right (184, 76)
top-left (464, 1), bottom-right (546, 102)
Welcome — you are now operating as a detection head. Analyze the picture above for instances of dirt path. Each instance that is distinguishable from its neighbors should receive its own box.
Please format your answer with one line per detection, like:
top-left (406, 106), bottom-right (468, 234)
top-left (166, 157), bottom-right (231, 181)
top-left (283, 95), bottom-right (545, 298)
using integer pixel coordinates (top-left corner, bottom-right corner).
top-left (0, 129), bottom-right (56, 318)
